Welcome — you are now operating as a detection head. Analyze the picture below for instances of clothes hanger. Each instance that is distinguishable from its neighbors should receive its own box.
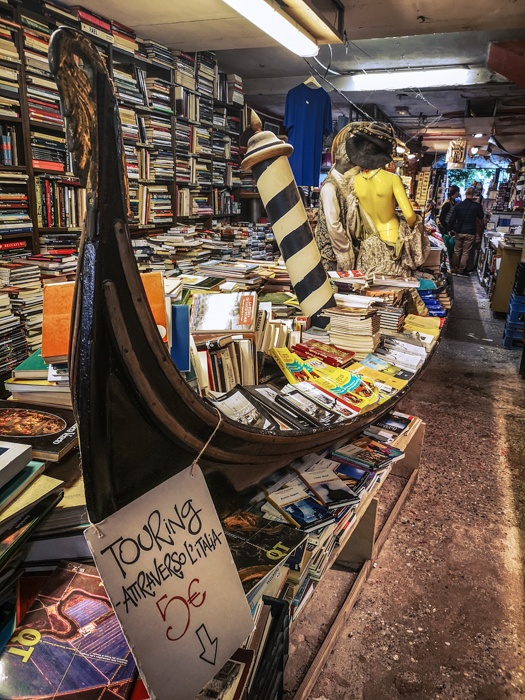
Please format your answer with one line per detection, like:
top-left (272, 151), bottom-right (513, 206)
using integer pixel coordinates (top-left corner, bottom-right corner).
top-left (303, 75), bottom-right (322, 89)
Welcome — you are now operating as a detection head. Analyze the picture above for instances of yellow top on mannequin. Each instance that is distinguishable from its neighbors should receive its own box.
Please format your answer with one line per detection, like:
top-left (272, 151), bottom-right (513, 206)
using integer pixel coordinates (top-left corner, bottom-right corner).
top-left (353, 169), bottom-right (417, 244)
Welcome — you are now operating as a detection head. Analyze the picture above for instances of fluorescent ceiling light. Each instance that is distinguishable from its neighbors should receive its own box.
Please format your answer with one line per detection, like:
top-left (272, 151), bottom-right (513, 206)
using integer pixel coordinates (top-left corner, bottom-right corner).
top-left (220, 0), bottom-right (319, 57)
top-left (332, 67), bottom-right (493, 92)
top-left (473, 133), bottom-right (483, 138)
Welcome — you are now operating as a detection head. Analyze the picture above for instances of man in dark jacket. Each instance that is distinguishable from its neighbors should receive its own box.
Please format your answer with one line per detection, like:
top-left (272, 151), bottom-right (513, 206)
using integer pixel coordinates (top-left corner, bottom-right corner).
top-left (438, 184), bottom-right (460, 235)
top-left (449, 187), bottom-right (485, 275)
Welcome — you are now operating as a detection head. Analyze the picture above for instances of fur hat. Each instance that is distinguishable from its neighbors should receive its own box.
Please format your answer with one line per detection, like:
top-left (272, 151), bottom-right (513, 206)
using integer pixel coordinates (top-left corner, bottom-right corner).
top-left (345, 122), bottom-right (397, 169)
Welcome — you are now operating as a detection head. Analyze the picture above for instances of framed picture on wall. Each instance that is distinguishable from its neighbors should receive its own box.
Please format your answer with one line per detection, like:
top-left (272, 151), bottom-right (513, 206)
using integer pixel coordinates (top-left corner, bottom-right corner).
top-left (264, 121), bottom-right (280, 135)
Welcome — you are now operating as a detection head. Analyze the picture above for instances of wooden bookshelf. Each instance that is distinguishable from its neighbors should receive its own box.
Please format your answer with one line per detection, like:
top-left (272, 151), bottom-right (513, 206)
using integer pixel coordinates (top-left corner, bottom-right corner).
top-left (0, 0), bottom-right (246, 256)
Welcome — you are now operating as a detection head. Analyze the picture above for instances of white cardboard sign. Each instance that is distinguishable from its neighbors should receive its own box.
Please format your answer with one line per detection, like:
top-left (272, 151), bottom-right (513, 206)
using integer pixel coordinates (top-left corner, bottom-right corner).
top-left (85, 464), bottom-right (254, 700)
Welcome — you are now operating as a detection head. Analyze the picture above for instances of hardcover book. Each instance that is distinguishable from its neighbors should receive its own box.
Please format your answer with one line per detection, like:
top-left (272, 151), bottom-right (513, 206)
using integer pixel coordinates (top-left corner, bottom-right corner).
top-left (190, 291), bottom-right (258, 334)
top-left (0, 442), bottom-right (32, 492)
top-left (0, 561), bottom-right (137, 699)
top-left (0, 401), bottom-right (78, 462)
top-left (0, 462), bottom-right (46, 515)
top-left (0, 490), bottom-right (63, 574)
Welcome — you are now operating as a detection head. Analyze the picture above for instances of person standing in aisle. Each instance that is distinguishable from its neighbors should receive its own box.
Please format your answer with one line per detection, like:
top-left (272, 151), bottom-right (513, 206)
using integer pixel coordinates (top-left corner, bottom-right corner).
top-left (438, 184), bottom-right (460, 262)
top-left (449, 186), bottom-right (485, 275)
top-left (314, 141), bottom-right (359, 271)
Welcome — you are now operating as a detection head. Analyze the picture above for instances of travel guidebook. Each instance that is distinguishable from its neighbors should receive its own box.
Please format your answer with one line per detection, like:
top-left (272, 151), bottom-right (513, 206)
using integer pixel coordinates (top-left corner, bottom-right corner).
top-left (264, 477), bottom-right (335, 532)
top-left (0, 561), bottom-right (137, 699)
top-left (0, 401), bottom-right (78, 462)
top-left (222, 510), bottom-right (307, 596)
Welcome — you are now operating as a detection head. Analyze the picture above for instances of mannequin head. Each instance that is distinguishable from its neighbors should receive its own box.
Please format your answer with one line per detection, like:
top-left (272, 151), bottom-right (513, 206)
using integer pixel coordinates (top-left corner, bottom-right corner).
top-left (345, 122), bottom-right (397, 170)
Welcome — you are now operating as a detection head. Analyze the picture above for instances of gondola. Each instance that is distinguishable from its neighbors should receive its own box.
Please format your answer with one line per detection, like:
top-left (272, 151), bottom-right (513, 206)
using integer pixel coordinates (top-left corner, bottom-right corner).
top-left (48, 28), bottom-right (449, 525)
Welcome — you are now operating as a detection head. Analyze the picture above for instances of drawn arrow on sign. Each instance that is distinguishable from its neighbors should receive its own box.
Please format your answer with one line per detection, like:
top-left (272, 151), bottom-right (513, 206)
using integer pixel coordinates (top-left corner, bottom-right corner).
top-left (196, 623), bottom-right (218, 665)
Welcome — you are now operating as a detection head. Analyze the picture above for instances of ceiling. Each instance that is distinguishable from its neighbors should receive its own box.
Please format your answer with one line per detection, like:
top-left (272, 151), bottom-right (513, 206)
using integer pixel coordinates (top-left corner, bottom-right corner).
top-left (61, 0), bottom-right (525, 156)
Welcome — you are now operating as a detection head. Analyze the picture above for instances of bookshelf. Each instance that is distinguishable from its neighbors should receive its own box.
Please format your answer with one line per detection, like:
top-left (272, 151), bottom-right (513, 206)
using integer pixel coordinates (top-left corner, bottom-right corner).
top-left (0, 0), bottom-right (247, 257)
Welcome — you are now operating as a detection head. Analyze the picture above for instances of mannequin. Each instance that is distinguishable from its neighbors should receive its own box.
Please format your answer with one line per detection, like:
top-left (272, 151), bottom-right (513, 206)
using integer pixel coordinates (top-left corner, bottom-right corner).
top-left (353, 168), bottom-right (417, 244)
top-left (342, 122), bottom-right (429, 277)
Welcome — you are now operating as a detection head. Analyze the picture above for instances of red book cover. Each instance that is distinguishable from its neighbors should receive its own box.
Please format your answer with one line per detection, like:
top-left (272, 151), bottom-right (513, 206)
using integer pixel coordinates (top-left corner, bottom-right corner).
top-left (32, 160), bottom-right (65, 172)
top-left (292, 340), bottom-right (355, 367)
top-left (44, 178), bottom-right (52, 226)
top-left (0, 240), bottom-right (27, 250)
top-left (70, 7), bottom-right (111, 31)
top-left (0, 561), bottom-right (137, 699)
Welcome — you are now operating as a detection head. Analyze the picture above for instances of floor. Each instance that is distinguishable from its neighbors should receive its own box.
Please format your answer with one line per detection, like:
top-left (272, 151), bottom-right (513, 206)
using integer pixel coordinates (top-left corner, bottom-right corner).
top-left (288, 274), bottom-right (525, 700)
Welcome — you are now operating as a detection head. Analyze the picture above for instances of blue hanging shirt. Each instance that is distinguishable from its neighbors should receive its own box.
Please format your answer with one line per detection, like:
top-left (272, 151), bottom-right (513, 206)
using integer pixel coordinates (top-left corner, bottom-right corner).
top-left (284, 83), bottom-right (333, 187)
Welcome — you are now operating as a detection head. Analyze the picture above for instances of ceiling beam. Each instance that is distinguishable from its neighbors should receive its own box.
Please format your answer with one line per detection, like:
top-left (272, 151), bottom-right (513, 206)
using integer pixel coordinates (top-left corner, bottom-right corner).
top-left (488, 41), bottom-right (525, 88)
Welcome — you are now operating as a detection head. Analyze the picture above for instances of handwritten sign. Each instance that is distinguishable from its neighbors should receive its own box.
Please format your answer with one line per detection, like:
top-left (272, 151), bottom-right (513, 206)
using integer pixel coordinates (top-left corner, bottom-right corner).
top-left (85, 465), bottom-right (254, 700)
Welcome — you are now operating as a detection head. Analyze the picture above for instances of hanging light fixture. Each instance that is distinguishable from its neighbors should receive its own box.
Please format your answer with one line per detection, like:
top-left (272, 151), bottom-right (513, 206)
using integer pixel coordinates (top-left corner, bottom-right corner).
top-left (220, 0), bottom-right (319, 57)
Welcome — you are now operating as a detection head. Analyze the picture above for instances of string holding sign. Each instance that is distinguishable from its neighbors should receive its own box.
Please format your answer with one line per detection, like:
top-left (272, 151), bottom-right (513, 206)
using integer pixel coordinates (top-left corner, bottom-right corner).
top-left (191, 408), bottom-right (222, 477)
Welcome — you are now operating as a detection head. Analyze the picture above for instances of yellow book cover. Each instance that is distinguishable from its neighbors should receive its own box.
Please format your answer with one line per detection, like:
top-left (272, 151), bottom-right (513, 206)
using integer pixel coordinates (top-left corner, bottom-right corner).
top-left (268, 347), bottom-right (311, 384)
top-left (404, 314), bottom-right (441, 337)
top-left (0, 473), bottom-right (63, 529)
top-left (347, 362), bottom-right (408, 391)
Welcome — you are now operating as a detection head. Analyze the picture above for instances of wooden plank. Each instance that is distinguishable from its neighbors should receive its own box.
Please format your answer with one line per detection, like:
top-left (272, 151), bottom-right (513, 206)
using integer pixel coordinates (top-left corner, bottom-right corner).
top-left (292, 560), bottom-right (372, 700)
top-left (374, 468), bottom-right (419, 556)
top-left (392, 420), bottom-right (426, 478)
top-left (337, 498), bottom-right (377, 567)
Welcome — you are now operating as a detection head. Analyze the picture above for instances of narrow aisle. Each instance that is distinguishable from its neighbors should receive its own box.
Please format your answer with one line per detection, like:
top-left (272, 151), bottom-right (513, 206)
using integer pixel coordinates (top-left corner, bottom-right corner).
top-left (310, 275), bottom-right (525, 700)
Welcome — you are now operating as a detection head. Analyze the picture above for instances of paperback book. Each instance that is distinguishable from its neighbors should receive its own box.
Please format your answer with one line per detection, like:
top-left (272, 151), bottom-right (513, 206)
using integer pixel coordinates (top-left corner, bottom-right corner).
top-left (265, 476), bottom-right (335, 532)
top-left (332, 436), bottom-right (404, 472)
top-left (295, 459), bottom-right (360, 510)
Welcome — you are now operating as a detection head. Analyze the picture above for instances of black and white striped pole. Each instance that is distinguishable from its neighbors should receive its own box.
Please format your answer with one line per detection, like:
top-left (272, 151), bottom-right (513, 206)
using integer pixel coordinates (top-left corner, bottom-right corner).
top-left (242, 112), bottom-right (335, 326)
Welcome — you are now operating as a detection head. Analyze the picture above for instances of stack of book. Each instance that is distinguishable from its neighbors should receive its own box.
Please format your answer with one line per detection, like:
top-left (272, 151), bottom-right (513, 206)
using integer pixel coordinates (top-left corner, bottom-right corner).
top-left (111, 20), bottom-right (138, 55)
top-left (227, 73), bottom-right (244, 106)
top-left (0, 18), bottom-right (20, 119)
top-left (143, 113), bottom-right (173, 184)
top-left (143, 39), bottom-right (172, 68)
top-left (30, 129), bottom-right (66, 173)
top-left (69, 5), bottom-right (114, 43)
top-left (0, 290), bottom-right (28, 372)
top-left (196, 51), bottom-right (216, 101)
top-left (327, 269), bottom-right (367, 292)
top-left (148, 185), bottom-right (173, 226)
top-left (322, 305), bottom-right (381, 359)
top-left (24, 251), bottom-right (77, 278)
top-left (0, 175), bottom-right (33, 243)
top-left (0, 440), bottom-right (64, 627)
top-left (145, 77), bottom-right (173, 115)
top-left (22, 16), bottom-right (63, 129)
top-left (173, 50), bottom-right (196, 91)
top-left (5, 271), bottom-right (43, 352)
top-left (376, 303), bottom-right (406, 334)
top-left (113, 61), bottom-right (148, 108)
